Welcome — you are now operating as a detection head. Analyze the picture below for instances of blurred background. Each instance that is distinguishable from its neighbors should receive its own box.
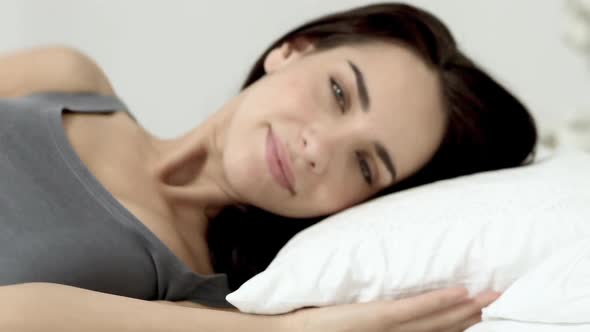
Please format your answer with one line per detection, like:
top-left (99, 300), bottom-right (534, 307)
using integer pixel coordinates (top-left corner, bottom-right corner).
top-left (0, 0), bottom-right (588, 139)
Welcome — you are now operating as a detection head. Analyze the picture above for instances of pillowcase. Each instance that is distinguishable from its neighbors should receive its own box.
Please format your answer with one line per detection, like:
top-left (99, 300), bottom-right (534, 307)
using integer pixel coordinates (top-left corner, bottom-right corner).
top-left (482, 237), bottom-right (590, 324)
top-left (226, 148), bottom-right (590, 314)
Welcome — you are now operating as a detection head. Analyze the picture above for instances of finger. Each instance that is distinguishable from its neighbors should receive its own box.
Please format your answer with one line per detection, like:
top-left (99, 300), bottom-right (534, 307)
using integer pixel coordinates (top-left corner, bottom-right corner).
top-left (399, 290), bottom-right (499, 332)
top-left (392, 287), bottom-right (468, 321)
top-left (453, 313), bottom-right (483, 332)
top-left (472, 290), bottom-right (501, 309)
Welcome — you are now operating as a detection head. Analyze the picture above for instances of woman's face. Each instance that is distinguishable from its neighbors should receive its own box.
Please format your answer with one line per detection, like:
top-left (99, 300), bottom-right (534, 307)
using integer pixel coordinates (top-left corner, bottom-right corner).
top-left (221, 40), bottom-right (446, 218)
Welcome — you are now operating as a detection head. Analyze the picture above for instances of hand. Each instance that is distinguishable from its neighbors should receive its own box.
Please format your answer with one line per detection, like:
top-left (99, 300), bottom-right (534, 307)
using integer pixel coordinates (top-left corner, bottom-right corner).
top-left (280, 288), bottom-right (500, 332)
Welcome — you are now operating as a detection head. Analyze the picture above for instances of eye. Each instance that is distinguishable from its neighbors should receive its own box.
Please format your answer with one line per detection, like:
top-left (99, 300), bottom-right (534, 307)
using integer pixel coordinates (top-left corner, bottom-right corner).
top-left (355, 151), bottom-right (373, 185)
top-left (329, 77), bottom-right (347, 113)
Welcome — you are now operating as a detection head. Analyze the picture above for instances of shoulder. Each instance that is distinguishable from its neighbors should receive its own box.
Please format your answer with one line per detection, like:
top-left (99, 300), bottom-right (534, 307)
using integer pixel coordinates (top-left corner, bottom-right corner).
top-left (0, 45), bottom-right (116, 97)
top-left (50, 46), bottom-right (116, 96)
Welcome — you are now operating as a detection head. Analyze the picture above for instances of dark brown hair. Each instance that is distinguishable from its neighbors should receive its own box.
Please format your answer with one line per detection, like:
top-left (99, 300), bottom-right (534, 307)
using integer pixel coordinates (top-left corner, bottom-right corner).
top-left (207, 3), bottom-right (538, 290)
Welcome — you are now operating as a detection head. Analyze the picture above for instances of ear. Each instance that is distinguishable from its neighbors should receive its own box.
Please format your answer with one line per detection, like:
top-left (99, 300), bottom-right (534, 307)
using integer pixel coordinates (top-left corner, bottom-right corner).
top-left (263, 37), bottom-right (315, 74)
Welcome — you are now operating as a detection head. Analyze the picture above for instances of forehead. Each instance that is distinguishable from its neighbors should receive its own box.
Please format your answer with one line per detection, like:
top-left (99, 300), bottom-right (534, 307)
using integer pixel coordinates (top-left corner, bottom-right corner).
top-left (313, 41), bottom-right (446, 180)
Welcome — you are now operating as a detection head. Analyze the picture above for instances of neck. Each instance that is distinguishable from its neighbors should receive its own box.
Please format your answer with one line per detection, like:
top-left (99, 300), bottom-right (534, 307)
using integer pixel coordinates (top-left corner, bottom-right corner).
top-left (143, 100), bottom-right (242, 227)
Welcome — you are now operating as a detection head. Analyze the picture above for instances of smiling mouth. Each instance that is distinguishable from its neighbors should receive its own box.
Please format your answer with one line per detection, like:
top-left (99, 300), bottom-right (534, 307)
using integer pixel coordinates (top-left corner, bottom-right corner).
top-left (266, 127), bottom-right (296, 195)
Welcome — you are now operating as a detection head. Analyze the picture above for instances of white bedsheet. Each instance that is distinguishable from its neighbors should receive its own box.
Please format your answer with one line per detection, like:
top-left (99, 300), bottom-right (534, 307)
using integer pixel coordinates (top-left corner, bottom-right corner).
top-left (466, 239), bottom-right (590, 331)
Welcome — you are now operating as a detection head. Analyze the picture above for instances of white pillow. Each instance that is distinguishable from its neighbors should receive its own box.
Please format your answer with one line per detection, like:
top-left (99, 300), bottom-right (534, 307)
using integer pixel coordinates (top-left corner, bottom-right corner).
top-left (482, 238), bottom-right (590, 324)
top-left (226, 149), bottom-right (590, 314)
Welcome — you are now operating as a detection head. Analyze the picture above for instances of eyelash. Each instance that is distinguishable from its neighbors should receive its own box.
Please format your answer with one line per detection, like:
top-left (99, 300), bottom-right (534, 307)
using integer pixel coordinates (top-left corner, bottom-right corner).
top-left (329, 77), bottom-right (347, 113)
top-left (356, 151), bottom-right (373, 185)
top-left (329, 77), bottom-right (374, 185)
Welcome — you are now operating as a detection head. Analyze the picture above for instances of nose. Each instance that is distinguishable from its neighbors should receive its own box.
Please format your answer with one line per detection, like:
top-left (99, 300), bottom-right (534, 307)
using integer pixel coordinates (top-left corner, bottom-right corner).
top-left (300, 125), bottom-right (343, 175)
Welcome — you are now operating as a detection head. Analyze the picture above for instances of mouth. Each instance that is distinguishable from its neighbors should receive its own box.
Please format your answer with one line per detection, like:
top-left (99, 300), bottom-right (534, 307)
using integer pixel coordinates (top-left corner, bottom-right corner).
top-left (266, 127), bottom-right (296, 195)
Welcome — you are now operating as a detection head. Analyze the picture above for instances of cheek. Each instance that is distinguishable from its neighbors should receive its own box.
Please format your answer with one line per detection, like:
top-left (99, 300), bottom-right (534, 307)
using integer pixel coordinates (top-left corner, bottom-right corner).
top-left (270, 74), bottom-right (319, 119)
top-left (222, 126), bottom-right (266, 196)
top-left (241, 71), bottom-right (322, 127)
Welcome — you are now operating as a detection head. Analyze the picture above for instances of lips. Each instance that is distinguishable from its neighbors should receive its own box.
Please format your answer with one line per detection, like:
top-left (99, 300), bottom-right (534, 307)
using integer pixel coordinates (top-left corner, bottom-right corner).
top-left (266, 127), bottom-right (296, 194)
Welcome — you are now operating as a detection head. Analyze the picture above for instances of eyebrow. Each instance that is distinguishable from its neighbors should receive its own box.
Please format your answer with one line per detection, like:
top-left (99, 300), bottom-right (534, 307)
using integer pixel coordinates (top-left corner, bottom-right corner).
top-left (347, 60), bottom-right (370, 112)
top-left (374, 142), bottom-right (397, 183)
top-left (346, 60), bottom-right (397, 183)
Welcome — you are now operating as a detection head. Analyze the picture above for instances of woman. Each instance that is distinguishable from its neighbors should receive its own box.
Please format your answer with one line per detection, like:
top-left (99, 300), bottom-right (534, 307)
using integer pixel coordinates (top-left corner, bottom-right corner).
top-left (0, 3), bottom-right (536, 332)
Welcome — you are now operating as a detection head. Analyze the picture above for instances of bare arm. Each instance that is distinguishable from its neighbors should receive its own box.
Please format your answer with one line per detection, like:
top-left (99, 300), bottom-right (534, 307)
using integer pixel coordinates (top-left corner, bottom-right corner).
top-left (0, 282), bottom-right (498, 332)
top-left (0, 45), bottom-right (115, 98)
top-left (0, 283), bottom-right (283, 332)
top-left (155, 300), bottom-right (240, 312)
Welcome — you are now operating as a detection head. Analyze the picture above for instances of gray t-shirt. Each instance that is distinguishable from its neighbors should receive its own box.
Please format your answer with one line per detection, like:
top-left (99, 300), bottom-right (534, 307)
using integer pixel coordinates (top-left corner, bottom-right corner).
top-left (0, 92), bottom-right (233, 308)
